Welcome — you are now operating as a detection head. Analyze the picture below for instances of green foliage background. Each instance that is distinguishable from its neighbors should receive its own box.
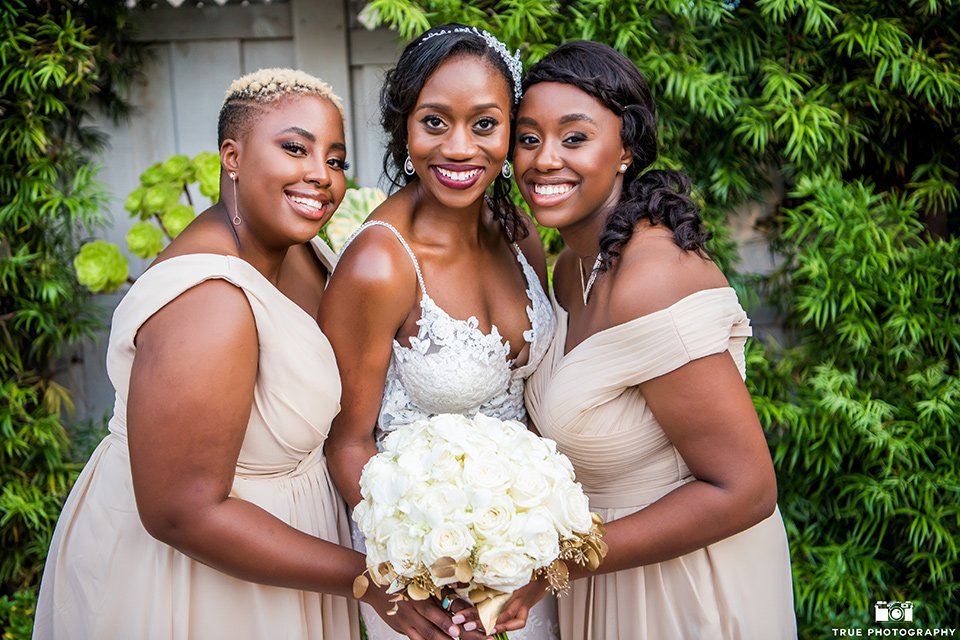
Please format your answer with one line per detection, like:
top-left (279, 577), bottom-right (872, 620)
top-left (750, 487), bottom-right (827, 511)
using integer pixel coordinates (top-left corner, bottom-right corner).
top-left (2, 0), bottom-right (958, 637)
top-left (365, 0), bottom-right (960, 635)
top-left (0, 0), bottom-right (142, 636)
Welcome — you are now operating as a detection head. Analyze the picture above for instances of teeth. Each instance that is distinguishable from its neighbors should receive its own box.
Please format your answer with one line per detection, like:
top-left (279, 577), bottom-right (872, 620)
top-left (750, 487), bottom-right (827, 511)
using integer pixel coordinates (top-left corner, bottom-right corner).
top-left (290, 195), bottom-right (324, 211)
top-left (437, 167), bottom-right (481, 182)
top-left (534, 183), bottom-right (573, 196)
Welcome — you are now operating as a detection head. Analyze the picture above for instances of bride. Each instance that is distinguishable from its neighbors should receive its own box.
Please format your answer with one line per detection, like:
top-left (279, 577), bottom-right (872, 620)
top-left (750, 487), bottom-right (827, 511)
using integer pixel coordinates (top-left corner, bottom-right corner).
top-left (319, 23), bottom-right (559, 640)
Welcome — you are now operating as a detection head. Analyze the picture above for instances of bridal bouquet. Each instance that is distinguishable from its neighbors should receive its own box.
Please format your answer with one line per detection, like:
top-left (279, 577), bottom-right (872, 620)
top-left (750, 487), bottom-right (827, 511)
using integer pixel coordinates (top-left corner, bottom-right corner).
top-left (352, 413), bottom-right (606, 635)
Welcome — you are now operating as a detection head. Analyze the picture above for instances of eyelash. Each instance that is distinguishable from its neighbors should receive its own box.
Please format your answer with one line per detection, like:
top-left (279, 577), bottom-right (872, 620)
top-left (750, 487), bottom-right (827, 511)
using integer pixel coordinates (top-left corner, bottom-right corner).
top-left (282, 141), bottom-right (349, 170)
top-left (282, 141), bottom-right (307, 154)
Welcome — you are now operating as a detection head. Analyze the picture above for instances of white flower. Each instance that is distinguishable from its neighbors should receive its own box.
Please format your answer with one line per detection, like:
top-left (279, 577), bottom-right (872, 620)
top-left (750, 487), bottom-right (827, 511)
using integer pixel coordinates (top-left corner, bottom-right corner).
top-left (422, 522), bottom-right (475, 580)
top-left (463, 454), bottom-right (513, 495)
top-left (508, 466), bottom-right (552, 509)
top-left (472, 496), bottom-right (517, 544)
top-left (355, 412), bottom-right (598, 600)
top-left (517, 508), bottom-right (562, 563)
top-left (386, 523), bottom-right (424, 578)
top-left (474, 546), bottom-right (537, 592)
top-left (547, 480), bottom-right (594, 537)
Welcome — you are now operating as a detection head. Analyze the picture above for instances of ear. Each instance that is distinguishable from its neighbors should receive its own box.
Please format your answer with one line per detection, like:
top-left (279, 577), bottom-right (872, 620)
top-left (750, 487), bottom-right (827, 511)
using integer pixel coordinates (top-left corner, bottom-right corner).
top-left (220, 139), bottom-right (241, 176)
top-left (619, 145), bottom-right (634, 172)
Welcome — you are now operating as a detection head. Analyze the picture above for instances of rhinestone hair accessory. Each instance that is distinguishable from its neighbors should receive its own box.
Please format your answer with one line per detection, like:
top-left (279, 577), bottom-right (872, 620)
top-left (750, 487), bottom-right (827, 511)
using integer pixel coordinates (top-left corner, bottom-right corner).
top-left (417, 26), bottom-right (523, 103)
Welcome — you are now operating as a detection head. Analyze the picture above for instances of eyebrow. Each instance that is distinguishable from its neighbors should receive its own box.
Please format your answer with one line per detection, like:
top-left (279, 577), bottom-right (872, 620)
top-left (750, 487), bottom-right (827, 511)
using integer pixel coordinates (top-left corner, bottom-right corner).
top-left (516, 113), bottom-right (597, 127)
top-left (415, 102), bottom-right (504, 114)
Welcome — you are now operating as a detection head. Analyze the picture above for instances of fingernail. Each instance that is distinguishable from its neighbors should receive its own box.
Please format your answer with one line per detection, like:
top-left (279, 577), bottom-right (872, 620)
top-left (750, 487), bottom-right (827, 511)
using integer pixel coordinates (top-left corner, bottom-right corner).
top-left (451, 614), bottom-right (465, 624)
top-left (464, 621), bottom-right (477, 631)
top-left (448, 626), bottom-right (459, 637)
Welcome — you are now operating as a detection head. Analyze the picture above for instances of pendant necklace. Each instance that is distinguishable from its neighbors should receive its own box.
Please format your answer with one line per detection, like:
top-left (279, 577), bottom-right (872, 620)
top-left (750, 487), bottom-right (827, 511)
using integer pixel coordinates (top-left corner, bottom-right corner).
top-left (579, 255), bottom-right (603, 306)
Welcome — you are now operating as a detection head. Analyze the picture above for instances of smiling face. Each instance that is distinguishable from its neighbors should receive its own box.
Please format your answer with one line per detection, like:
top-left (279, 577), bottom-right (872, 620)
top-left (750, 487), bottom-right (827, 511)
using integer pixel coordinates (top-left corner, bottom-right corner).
top-left (225, 94), bottom-right (348, 247)
top-left (406, 54), bottom-right (512, 210)
top-left (514, 82), bottom-right (632, 237)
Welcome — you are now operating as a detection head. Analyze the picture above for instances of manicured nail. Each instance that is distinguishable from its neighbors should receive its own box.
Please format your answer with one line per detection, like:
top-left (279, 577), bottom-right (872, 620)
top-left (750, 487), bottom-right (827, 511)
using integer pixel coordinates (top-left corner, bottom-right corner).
top-left (448, 625), bottom-right (460, 637)
top-left (451, 614), bottom-right (465, 624)
top-left (464, 621), bottom-right (477, 631)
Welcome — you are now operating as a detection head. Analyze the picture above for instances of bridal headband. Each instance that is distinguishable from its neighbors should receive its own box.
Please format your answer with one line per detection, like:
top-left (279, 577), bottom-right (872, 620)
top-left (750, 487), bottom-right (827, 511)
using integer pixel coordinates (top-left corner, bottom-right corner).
top-left (417, 26), bottom-right (523, 103)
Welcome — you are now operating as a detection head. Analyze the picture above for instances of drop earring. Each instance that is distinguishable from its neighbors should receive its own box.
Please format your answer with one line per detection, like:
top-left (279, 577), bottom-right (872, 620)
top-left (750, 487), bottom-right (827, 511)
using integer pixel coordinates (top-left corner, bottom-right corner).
top-left (501, 160), bottom-right (513, 179)
top-left (230, 172), bottom-right (241, 226)
top-left (403, 150), bottom-right (415, 176)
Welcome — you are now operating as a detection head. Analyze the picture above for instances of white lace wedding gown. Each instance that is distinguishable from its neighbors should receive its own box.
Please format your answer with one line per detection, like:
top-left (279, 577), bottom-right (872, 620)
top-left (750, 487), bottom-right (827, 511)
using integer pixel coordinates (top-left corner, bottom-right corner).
top-left (341, 221), bottom-right (560, 640)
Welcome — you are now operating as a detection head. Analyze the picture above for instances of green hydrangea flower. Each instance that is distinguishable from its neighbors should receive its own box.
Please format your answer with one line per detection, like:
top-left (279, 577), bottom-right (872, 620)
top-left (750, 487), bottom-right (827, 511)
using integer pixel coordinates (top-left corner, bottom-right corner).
top-left (194, 152), bottom-right (221, 200)
top-left (126, 222), bottom-right (165, 258)
top-left (160, 203), bottom-right (196, 237)
top-left (125, 186), bottom-right (146, 214)
top-left (162, 154), bottom-right (192, 182)
top-left (139, 162), bottom-right (166, 187)
top-left (143, 184), bottom-right (180, 216)
top-left (74, 240), bottom-right (128, 293)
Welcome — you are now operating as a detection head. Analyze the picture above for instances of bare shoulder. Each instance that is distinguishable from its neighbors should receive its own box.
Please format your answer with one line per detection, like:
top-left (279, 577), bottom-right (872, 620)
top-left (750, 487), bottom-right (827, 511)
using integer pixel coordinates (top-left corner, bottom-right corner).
top-left (331, 222), bottom-right (418, 295)
top-left (609, 230), bottom-right (729, 325)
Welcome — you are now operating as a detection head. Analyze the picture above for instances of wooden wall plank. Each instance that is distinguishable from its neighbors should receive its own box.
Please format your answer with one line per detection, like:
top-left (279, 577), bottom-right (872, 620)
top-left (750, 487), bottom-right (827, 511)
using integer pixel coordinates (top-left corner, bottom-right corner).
top-left (133, 4), bottom-right (292, 41)
top-left (169, 40), bottom-right (243, 157)
top-left (242, 39), bottom-right (296, 72)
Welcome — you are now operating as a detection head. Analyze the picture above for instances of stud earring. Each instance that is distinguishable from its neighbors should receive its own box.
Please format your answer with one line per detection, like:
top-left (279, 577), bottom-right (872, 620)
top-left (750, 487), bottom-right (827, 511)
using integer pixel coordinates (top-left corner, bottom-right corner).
top-left (619, 163), bottom-right (628, 173)
top-left (230, 172), bottom-right (241, 226)
top-left (403, 152), bottom-right (415, 176)
top-left (501, 160), bottom-right (513, 179)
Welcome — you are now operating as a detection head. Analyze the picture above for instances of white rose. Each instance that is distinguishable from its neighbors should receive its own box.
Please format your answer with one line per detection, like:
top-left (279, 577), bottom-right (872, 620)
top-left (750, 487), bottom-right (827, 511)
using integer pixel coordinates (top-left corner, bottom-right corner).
top-left (463, 454), bottom-right (512, 494)
top-left (422, 522), bottom-right (475, 582)
top-left (471, 497), bottom-right (516, 544)
top-left (517, 509), bottom-right (561, 564)
top-left (474, 546), bottom-right (537, 593)
top-left (386, 524), bottom-right (424, 578)
top-left (508, 467), bottom-right (551, 509)
top-left (546, 481), bottom-right (593, 537)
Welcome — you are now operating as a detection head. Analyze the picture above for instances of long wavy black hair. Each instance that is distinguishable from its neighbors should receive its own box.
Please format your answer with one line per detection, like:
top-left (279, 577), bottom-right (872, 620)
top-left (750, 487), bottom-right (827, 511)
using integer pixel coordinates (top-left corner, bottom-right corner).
top-left (521, 40), bottom-right (709, 270)
top-left (380, 24), bottom-right (527, 240)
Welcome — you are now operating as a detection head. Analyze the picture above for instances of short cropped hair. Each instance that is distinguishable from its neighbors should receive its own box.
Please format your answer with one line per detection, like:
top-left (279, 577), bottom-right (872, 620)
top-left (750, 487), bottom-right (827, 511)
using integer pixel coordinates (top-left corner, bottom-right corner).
top-left (217, 68), bottom-right (343, 148)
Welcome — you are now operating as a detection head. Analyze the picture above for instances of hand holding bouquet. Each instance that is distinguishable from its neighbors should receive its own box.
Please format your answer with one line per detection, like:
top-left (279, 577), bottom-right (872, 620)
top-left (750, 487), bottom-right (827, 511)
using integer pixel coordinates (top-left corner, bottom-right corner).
top-left (352, 413), bottom-right (606, 635)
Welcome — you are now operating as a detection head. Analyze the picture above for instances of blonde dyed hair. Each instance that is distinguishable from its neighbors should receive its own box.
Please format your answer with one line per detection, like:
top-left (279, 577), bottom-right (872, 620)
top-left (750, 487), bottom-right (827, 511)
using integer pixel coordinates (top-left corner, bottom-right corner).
top-left (218, 68), bottom-right (343, 147)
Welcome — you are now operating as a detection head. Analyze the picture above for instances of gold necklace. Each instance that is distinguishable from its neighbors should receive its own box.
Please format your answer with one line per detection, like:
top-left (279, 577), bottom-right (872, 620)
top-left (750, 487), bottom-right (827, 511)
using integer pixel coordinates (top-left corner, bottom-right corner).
top-left (579, 255), bottom-right (603, 306)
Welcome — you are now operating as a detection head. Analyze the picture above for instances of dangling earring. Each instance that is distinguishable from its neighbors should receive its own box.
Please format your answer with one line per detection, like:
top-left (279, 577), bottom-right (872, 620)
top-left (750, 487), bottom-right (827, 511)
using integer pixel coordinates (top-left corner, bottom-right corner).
top-left (229, 172), bottom-right (241, 226)
top-left (501, 160), bottom-right (513, 179)
top-left (403, 152), bottom-right (415, 176)
top-left (619, 163), bottom-right (629, 174)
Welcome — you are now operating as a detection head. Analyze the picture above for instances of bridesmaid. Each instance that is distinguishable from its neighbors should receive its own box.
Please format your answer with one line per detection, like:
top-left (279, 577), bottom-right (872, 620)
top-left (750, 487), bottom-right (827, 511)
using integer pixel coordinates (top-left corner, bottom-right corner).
top-left (513, 42), bottom-right (798, 639)
top-left (33, 68), bottom-right (464, 640)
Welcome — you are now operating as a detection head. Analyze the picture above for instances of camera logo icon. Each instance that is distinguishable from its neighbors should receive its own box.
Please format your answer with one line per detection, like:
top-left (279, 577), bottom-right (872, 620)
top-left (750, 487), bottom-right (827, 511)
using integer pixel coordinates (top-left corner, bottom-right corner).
top-left (875, 600), bottom-right (914, 623)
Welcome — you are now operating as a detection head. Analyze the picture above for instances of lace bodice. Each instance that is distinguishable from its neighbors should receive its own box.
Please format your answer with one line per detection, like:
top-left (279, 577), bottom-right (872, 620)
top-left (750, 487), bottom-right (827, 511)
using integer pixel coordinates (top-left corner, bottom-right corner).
top-left (340, 220), bottom-right (556, 445)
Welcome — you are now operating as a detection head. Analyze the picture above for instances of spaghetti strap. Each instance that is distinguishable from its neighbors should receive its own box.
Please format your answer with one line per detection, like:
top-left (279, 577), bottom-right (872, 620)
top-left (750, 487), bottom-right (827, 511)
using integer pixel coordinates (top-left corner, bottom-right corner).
top-left (339, 220), bottom-right (427, 294)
